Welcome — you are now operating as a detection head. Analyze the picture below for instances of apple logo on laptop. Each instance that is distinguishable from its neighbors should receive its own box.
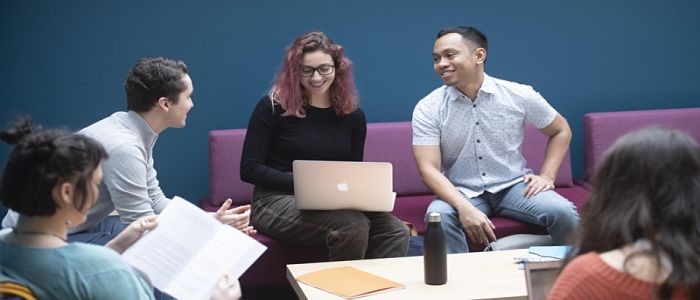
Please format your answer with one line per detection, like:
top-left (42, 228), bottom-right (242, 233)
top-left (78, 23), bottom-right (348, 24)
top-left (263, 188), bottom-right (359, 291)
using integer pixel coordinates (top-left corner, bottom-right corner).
top-left (337, 181), bottom-right (349, 192)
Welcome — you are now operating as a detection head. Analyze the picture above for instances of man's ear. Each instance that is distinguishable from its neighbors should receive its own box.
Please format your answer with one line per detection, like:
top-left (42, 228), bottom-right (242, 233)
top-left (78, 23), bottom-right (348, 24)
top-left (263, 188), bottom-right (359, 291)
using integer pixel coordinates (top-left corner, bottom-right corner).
top-left (475, 48), bottom-right (487, 65)
top-left (157, 97), bottom-right (170, 112)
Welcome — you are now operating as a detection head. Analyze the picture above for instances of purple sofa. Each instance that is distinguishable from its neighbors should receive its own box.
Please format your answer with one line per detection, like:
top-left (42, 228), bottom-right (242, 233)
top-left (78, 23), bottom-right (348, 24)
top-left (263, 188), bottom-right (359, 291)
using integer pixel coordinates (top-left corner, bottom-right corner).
top-left (583, 107), bottom-right (700, 184)
top-left (200, 121), bottom-right (589, 287)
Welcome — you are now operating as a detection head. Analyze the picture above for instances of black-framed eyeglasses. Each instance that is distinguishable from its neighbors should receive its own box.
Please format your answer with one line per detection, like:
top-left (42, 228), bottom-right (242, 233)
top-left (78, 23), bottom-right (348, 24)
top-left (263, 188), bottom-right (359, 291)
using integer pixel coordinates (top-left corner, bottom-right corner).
top-left (301, 64), bottom-right (335, 77)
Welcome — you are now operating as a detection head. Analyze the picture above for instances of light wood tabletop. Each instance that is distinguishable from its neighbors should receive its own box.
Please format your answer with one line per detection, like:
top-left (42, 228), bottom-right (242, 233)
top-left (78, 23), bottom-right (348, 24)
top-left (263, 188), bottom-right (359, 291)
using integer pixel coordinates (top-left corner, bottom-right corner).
top-left (287, 249), bottom-right (529, 300)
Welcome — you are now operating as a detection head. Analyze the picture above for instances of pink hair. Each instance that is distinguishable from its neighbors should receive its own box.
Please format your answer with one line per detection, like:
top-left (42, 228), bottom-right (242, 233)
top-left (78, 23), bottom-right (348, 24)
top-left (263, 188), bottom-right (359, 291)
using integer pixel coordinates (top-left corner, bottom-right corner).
top-left (269, 31), bottom-right (359, 118)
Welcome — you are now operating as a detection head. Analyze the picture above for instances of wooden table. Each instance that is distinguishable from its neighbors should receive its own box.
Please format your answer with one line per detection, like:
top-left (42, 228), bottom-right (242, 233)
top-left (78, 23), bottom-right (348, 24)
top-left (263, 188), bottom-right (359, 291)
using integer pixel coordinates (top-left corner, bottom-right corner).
top-left (287, 249), bottom-right (528, 300)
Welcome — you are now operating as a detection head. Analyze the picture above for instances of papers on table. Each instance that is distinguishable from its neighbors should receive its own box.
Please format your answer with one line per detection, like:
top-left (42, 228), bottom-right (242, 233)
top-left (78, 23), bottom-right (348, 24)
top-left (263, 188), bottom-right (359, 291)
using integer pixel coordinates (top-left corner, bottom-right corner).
top-left (529, 246), bottom-right (570, 259)
top-left (122, 196), bottom-right (266, 300)
top-left (514, 246), bottom-right (571, 266)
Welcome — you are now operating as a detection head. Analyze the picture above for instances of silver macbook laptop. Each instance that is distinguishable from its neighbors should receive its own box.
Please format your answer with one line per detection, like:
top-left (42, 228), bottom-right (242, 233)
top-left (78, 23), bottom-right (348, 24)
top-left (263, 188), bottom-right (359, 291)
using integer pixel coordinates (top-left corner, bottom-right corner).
top-left (292, 160), bottom-right (396, 212)
top-left (524, 260), bottom-right (563, 300)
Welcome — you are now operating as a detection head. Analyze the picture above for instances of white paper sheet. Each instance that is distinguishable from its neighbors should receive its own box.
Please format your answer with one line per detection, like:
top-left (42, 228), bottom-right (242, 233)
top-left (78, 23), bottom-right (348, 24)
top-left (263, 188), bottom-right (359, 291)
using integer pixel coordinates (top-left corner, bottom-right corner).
top-left (122, 196), bottom-right (267, 300)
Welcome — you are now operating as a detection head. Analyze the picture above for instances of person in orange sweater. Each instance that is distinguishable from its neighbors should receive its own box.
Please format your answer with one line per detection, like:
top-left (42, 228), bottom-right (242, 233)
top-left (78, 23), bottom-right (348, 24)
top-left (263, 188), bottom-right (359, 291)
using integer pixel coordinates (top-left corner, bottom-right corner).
top-left (548, 127), bottom-right (700, 300)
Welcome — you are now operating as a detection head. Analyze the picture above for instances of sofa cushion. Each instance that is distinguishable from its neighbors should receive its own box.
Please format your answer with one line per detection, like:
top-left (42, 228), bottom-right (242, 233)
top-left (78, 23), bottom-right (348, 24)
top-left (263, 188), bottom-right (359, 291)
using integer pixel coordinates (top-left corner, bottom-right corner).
top-left (364, 123), bottom-right (431, 196)
top-left (583, 108), bottom-right (700, 183)
top-left (392, 195), bottom-right (435, 235)
top-left (208, 121), bottom-right (574, 207)
top-left (553, 185), bottom-right (589, 213)
top-left (522, 123), bottom-right (573, 187)
top-left (209, 129), bottom-right (253, 206)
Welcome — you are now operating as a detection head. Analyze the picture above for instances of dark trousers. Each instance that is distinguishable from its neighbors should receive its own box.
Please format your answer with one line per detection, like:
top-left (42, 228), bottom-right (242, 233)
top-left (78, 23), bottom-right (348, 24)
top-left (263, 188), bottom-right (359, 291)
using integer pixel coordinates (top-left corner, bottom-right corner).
top-left (251, 186), bottom-right (410, 261)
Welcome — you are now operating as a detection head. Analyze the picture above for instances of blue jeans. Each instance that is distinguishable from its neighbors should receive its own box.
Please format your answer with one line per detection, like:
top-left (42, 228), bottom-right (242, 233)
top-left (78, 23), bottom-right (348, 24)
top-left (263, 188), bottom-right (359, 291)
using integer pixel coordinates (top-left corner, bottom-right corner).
top-left (68, 215), bottom-right (126, 245)
top-left (425, 181), bottom-right (579, 253)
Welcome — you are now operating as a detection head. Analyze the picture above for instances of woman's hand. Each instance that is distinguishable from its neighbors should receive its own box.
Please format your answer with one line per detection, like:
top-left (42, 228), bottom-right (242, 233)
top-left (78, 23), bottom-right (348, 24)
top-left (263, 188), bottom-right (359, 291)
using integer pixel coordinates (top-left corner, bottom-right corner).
top-left (105, 215), bottom-right (158, 254)
top-left (211, 275), bottom-right (242, 300)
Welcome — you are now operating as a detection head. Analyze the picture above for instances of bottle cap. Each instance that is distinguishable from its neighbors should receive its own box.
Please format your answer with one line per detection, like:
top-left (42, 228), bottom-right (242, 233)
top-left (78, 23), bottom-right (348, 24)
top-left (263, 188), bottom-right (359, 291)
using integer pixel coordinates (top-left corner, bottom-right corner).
top-left (428, 212), bottom-right (441, 222)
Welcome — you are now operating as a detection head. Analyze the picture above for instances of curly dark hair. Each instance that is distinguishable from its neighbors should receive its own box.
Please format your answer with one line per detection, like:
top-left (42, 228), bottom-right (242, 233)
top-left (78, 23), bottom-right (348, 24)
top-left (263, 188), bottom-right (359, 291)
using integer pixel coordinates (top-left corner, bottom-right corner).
top-left (0, 118), bottom-right (107, 216)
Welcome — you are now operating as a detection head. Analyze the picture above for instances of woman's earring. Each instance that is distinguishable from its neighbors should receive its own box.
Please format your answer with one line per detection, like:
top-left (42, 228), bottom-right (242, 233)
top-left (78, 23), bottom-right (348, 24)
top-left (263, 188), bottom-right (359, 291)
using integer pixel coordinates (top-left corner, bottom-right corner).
top-left (64, 208), bottom-right (73, 228)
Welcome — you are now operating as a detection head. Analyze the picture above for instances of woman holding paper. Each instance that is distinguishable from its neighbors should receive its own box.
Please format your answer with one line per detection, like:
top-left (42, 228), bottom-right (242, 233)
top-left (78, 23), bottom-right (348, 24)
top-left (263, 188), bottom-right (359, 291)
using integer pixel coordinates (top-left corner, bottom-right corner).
top-left (0, 118), bottom-right (241, 300)
top-left (548, 127), bottom-right (700, 300)
top-left (240, 31), bottom-right (409, 260)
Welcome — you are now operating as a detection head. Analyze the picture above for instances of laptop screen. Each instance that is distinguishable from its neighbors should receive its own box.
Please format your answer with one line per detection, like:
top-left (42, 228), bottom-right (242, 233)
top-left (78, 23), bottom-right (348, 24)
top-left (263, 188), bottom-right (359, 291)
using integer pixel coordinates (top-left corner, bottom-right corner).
top-left (524, 260), bottom-right (563, 300)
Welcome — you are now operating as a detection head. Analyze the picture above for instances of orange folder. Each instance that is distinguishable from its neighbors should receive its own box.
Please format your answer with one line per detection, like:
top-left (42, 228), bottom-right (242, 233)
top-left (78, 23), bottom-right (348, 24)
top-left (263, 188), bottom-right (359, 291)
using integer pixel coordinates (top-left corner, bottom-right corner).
top-left (296, 266), bottom-right (405, 299)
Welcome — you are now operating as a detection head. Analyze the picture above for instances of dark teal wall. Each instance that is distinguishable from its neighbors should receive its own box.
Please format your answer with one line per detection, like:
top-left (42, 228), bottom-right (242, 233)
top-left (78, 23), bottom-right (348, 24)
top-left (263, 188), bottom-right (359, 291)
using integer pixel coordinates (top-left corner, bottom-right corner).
top-left (2, 1), bottom-right (699, 216)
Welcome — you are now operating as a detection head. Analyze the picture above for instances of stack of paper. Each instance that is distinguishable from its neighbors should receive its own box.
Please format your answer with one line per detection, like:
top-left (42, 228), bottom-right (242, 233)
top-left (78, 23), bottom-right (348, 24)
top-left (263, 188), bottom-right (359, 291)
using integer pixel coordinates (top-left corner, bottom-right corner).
top-left (514, 246), bottom-right (571, 264)
top-left (122, 197), bottom-right (267, 300)
top-left (296, 266), bottom-right (405, 299)
top-left (529, 246), bottom-right (570, 259)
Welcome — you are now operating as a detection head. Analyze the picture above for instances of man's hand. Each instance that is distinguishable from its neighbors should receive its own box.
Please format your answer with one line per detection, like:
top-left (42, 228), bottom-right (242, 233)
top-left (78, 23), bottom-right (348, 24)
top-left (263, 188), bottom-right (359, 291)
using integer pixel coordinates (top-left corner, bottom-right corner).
top-left (523, 174), bottom-right (555, 198)
top-left (458, 207), bottom-right (496, 246)
top-left (106, 215), bottom-right (158, 254)
top-left (212, 199), bottom-right (256, 235)
top-left (413, 145), bottom-right (495, 245)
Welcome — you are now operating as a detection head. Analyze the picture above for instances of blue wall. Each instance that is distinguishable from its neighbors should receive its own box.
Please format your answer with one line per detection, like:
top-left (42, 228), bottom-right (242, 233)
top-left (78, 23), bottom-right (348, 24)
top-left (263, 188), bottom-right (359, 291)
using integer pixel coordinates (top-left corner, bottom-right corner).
top-left (1, 1), bottom-right (699, 216)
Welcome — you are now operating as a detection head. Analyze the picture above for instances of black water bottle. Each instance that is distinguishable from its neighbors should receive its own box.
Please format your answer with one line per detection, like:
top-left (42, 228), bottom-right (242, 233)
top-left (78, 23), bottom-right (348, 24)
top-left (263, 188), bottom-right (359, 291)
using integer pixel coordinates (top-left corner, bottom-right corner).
top-left (424, 212), bottom-right (447, 285)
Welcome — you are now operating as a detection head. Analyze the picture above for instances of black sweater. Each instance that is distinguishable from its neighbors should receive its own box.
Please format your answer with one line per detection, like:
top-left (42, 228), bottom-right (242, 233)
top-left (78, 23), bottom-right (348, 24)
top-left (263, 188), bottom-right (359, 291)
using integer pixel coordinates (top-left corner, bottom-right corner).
top-left (240, 96), bottom-right (367, 193)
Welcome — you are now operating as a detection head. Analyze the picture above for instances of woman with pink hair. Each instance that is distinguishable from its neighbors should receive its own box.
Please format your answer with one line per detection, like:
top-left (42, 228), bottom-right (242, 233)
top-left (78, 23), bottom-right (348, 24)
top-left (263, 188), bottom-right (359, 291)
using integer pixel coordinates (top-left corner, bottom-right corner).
top-left (240, 31), bottom-right (409, 260)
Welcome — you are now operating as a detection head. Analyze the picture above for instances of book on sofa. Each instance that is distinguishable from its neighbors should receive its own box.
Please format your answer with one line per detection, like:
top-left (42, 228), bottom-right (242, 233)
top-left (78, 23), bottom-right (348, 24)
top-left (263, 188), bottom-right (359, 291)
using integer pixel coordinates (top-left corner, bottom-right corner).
top-left (122, 197), bottom-right (266, 300)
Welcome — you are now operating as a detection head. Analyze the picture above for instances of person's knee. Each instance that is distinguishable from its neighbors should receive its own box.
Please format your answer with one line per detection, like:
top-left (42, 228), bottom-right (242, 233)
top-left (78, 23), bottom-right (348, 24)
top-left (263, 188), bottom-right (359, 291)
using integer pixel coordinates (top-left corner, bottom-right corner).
top-left (425, 199), bottom-right (458, 220)
top-left (553, 198), bottom-right (578, 217)
top-left (328, 227), bottom-right (367, 244)
top-left (393, 222), bottom-right (411, 242)
top-left (532, 192), bottom-right (576, 219)
top-left (559, 207), bottom-right (580, 228)
top-left (427, 206), bottom-right (461, 228)
top-left (327, 219), bottom-right (371, 254)
top-left (372, 214), bottom-right (410, 243)
top-left (377, 222), bottom-right (410, 255)
top-left (545, 202), bottom-right (580, 244)
top-left (546, 199), bottom-right (580, 227)
top-left (333, 213), bottom-right (371, 238)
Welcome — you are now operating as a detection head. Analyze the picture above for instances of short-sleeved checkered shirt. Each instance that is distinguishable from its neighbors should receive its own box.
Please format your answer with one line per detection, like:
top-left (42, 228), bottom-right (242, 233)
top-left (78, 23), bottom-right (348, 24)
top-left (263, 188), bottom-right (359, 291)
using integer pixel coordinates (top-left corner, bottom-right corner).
top-left (412, 73), bottom-right (557, 198)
